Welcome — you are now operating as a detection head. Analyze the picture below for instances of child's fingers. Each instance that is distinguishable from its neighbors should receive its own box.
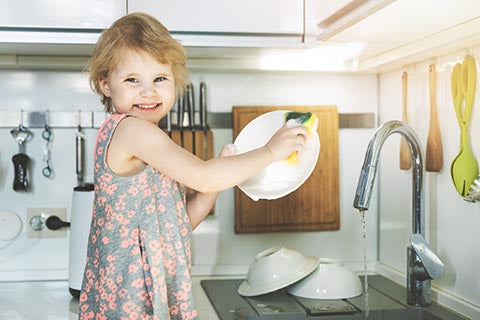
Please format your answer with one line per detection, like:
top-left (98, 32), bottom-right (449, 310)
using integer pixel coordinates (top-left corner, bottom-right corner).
top-left (285, 119), bottom-right (309, 136)
top-left (294, 135), bottom-right (306, 151)
top-left (289, 126), bottom-right (309, 140)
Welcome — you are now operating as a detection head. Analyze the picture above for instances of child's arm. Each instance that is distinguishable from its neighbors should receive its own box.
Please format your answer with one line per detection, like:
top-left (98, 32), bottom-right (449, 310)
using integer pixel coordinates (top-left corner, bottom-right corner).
top-left (186, 144), bottom-right (237, 230)
top-left (110, 116), bottom-right (307, 193)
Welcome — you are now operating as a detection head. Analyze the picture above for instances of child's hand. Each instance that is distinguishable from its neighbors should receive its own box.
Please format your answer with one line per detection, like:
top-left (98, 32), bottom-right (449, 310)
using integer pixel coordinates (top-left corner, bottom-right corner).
top-left (264, 122), bottom-right (309, 162)
top-left (219, 143), bottom-right (237, 157)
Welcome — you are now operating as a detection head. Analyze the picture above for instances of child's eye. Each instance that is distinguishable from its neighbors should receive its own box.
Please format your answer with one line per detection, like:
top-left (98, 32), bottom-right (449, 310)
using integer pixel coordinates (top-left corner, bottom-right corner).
top-left (125, 78), bottom-right (138, 83)
top-left (154, 77), bottom-right (166, 82)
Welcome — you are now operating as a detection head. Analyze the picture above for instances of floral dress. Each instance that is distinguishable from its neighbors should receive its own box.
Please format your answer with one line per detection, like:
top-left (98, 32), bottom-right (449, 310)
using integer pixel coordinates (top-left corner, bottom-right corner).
top-left (79, 114), bottom-right (198, 320)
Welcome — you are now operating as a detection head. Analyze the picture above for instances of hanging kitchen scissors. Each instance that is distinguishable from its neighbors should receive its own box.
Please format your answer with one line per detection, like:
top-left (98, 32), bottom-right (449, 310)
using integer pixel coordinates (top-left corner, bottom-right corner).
top-left (42, 110), bottom-right (53, 178)
top-left (10, 111), bottom-right (33, 146)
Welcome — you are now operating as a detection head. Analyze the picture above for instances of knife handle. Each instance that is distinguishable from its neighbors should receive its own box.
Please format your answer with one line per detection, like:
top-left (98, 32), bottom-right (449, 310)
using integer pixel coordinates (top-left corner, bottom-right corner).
top-left (200, 82), bottom-right (207, 130)
top-left (12, 153), bottom-right (29, 191)
top-left (177, 96), bottom-right (184, 129)
top-left (166, 110), bottom-right (172, 133)
top-left (187, 83), bottom-right (195, 129)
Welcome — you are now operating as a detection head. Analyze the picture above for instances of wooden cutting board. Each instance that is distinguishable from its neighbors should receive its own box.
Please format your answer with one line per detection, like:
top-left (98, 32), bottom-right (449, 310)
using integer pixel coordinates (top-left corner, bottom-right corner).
top-left (232, 106), bottom-right (339, 233)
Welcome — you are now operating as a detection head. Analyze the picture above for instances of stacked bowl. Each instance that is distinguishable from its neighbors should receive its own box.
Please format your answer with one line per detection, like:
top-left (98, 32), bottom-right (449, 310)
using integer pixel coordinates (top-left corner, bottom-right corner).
top-left (238, 246), bottom-right (363, 300)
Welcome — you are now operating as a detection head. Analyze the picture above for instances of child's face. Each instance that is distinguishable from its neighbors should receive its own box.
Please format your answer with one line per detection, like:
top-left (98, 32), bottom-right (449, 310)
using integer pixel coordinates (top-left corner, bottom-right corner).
top-left (99, 49), bottom-right (176, 124)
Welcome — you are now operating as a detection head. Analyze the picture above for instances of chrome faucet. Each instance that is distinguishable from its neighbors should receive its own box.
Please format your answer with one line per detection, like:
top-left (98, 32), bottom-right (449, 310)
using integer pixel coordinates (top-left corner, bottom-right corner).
top-left (353, 120), bottom-right (444, 307)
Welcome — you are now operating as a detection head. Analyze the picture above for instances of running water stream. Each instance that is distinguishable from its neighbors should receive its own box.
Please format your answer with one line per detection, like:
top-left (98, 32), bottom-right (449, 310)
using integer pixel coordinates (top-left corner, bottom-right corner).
top-left (360, 209), bottom-right (369, 317)
top-left (360, 209), bottom-right (368, 292)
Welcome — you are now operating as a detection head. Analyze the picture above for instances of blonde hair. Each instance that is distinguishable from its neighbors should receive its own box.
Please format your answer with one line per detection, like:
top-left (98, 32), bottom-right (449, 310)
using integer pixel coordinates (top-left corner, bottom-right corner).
top-left (87, 13), bottom-right (189, 113)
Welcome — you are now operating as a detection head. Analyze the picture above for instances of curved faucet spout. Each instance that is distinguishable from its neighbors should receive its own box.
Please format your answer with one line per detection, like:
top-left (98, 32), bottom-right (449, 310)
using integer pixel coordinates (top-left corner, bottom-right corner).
top-left (353, 120), bottom-right (424, 235)
top-left (353, 120), bottom-right (443, 307)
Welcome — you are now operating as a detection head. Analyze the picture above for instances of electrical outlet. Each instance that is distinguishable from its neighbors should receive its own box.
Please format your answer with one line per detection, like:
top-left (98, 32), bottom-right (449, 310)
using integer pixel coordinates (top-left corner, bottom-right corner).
top-left (27, 208), bottom-right (67, 238)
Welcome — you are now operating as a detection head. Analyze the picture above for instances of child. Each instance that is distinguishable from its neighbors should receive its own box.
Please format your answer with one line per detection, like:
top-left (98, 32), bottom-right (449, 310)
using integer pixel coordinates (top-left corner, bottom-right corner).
top-left (79, 12), bottom-right (308, 320)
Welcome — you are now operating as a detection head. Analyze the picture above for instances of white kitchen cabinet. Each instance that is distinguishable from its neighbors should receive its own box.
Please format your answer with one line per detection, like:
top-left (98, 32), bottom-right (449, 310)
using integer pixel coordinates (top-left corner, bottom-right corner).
top-left (0, 0), bottom-right (125, 29)
top-left (128, 0), bottom-right (303, 35)
top-left (326, 0), bottom-right (480, 71)
top-left (127, 0), bottom-right (304, 47)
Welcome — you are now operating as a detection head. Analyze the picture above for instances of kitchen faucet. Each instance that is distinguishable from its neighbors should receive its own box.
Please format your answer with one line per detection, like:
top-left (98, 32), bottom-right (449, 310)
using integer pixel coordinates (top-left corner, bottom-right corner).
top-left (353, 120), bottom-right (444, 307)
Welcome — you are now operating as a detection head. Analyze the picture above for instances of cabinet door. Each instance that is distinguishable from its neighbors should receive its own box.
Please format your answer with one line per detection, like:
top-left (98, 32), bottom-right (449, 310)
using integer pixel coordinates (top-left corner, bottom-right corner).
top-left (128, 0), bottom-right (303, 34)
top-left (0, 0), bottom-right (125, 29)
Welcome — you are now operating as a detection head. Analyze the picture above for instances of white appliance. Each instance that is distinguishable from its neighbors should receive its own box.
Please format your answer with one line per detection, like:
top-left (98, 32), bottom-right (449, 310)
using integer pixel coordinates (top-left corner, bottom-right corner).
top-left (68, 183), bottom-right (94, 299)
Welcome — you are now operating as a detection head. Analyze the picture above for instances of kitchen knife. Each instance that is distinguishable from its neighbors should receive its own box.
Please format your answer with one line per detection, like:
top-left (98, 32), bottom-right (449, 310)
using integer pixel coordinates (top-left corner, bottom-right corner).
top-left (178, 94), bottom-right (184, 147)
top-left (199, 82), bottom-right (214, 215)
top-left (166, 108), bottom-right (172, 137)
top-left (199, 82), bottom-right (213, 160)
top-left (182, 84), bottom-right (194, 153)
top-left (171, 100), bottom-right (181, 146)
top-left (187, 83), bottom-right (196, 155)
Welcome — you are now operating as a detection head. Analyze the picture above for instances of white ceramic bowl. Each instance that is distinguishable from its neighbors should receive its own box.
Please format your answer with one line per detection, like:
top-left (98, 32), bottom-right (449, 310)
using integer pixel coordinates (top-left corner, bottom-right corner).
top-left (238, 246), bottom-right (319, 297)
top-left (287, 258), bottom-right (363, 299)
top-left (234, 110), bottom-right (320, 201)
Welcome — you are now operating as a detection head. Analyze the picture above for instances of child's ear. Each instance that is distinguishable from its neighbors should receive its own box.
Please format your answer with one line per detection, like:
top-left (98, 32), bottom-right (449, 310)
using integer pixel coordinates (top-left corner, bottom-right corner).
top-left (99, 78), bottom-right (111, 97)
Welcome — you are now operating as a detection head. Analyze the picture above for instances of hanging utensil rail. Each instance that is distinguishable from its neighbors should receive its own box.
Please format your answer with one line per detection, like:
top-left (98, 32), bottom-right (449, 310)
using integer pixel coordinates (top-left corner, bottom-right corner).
top-left (0, 110), bottom-right (105, 128)
top-left (0, 110), bottom-right (375, 129)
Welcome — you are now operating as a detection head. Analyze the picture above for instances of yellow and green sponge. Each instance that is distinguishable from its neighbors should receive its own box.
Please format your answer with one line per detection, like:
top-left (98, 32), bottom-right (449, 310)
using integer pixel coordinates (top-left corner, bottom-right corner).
top-left (284, 111), bottom-right (318, 165)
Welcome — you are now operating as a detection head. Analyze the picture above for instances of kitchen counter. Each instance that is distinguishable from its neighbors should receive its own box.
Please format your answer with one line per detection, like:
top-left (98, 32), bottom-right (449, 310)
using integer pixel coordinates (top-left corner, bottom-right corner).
top-left (0, 275), bottom-right (471, 320)
top-left (0, 276), bottom-right (225, 320)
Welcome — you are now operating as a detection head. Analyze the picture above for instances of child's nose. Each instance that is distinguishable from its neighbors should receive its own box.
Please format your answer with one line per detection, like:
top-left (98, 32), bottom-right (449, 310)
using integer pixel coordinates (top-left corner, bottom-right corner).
top-left (139, 84), bottom-right (156, 97)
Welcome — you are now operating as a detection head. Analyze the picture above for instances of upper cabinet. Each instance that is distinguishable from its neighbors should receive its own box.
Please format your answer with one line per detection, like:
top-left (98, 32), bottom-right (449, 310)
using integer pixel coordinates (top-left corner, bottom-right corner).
top-left (128, 0), bottom-right (302, 34)
top-left (0, 0), bottom-right (125, 55)
top-left (127, 0), bottom-right (304, 47)
top-left (314, 0), bottom-right (480, 71)
top-left (0, 0), bottom-right (125, 29)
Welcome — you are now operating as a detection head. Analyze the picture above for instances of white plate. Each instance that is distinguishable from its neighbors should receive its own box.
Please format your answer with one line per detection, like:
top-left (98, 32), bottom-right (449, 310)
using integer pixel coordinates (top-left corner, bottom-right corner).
top-left (234, 110), bottom-right (320, 201)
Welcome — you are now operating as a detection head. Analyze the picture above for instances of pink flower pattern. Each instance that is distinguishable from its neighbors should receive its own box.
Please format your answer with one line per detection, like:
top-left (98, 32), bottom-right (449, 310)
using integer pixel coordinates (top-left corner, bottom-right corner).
top-left (79, 114), bottom-right (196, 319)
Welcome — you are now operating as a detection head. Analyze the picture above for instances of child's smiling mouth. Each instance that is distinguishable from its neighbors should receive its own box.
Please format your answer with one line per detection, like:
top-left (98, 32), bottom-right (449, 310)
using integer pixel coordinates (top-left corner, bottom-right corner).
top-left (134, 103), bottom-right (161, 111)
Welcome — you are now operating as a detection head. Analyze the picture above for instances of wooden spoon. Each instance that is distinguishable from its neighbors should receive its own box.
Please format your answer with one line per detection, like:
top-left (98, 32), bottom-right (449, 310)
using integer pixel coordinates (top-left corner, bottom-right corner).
top-left (426, 64), bottom-right (443, 172)
top-left (400, 71), bottom-right (411, 170)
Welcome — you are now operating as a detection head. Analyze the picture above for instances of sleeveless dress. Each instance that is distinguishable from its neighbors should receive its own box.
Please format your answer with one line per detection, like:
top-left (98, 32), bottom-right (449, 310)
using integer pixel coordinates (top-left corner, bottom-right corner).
top-left (79, 114), bottom-right (198, 320)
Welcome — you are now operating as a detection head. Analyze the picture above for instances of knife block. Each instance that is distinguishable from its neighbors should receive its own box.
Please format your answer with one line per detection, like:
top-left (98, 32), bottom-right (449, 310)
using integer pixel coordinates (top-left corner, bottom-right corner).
top-left (169, 128), bottom-right (215, 214)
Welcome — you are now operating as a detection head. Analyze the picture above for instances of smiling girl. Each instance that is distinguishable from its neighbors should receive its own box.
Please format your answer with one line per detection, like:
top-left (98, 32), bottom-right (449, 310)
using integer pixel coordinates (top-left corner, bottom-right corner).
top-left (78, 12), bottom-right (308, 320)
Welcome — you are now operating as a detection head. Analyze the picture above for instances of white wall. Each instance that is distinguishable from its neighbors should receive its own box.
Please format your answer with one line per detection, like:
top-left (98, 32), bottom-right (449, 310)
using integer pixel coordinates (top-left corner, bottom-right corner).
top-left (0, 69), bottom-right (378, 280)
top-left (378, 45), bottom-right (480, 311)
top-left (0, 71), bottom-right (100, 280)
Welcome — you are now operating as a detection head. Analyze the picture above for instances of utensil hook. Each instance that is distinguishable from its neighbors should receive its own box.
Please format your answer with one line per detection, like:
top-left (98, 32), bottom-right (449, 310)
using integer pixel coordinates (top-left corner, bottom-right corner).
top-left (41, 109), bottom-right (54, 178)
top-left (10, 110), bottom-right (33, 144)
top-left (42, 110), bottom-right (52, 141)
top-left (77, 110), bottom-right (84, 134)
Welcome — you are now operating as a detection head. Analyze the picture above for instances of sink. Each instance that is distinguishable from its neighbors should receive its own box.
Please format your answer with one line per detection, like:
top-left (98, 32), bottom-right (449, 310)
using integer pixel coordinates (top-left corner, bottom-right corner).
top-left (295, 309), bottom-right (442, 320)
top-left (201, 275), bottom-right (469, 320)
top-left (308, 309), bottom-right (442, 320)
